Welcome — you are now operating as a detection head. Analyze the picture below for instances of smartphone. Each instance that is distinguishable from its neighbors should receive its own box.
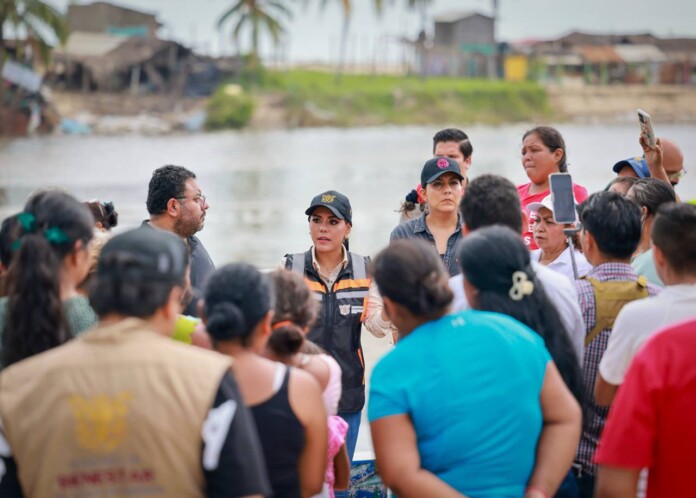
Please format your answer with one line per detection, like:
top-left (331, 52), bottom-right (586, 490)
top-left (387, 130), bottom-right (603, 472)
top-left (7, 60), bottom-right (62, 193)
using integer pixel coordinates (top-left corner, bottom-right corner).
top-left (638, 109), bottom-right (656, 148)
top-left (550, 173), bottom-right (577, 224)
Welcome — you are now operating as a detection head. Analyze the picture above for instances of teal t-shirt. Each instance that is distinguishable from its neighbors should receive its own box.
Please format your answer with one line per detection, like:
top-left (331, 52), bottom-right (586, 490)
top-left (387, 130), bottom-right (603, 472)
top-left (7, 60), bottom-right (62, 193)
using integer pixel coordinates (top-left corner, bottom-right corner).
top-left (632, 249), bottom-right (664, 287)
top-left (0, 295), bottom-right (97, 361)
top-left (368, 310), bottom-right (551, 498)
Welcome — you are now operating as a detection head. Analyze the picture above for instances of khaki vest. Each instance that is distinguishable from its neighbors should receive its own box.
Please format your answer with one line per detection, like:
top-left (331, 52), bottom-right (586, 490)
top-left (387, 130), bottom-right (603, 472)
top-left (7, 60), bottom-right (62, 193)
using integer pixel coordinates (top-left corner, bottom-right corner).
top-left (584, 276), bottom-right (650, 346)
top-left (0, 318), bottom-right (232, 498)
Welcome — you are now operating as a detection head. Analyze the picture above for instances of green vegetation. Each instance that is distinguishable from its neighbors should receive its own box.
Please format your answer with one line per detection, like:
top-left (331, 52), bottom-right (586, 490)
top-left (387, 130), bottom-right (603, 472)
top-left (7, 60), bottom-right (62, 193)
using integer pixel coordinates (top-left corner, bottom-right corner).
top-left (260, 69), bottom-right (552, 127)
top-left (205, 84), bottom-right (255, 130)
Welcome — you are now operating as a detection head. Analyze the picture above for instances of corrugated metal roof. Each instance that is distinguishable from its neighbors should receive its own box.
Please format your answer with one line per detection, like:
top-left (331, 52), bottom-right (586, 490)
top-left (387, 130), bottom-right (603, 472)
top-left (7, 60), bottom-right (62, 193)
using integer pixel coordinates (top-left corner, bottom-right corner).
top-left (574, 45), bottom-right (623, 63)
top-left (433, 10), bottom-right (492, 23)
top-left (57, 32), bottom-right (126, 57)
top-left (613, 44), bottom-right (666, 62)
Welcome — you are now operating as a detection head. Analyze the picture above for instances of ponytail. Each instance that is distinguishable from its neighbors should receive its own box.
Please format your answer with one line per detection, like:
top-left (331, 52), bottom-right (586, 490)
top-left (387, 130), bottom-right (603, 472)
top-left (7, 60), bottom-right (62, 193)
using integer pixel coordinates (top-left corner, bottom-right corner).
top-left (2, 191), bottom-right (94, 367)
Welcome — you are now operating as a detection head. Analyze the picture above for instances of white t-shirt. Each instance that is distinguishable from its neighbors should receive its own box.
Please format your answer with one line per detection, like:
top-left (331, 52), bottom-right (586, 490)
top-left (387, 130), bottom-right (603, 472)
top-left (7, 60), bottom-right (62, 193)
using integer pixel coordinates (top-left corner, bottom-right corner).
top-left (599, 284), bottom-right (696, 385)
top-left (531, 246), bottom-right (592, 282)
top-left (449, 261), bottom-right (586, 363)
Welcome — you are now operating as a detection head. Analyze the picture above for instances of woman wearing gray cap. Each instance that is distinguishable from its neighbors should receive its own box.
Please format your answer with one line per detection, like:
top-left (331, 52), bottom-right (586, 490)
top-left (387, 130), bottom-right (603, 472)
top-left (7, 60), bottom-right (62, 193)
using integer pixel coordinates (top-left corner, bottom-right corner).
top-left (282, 190), bottom-right (371, 477)
top-left (390, 157), bottom-right (464, 277)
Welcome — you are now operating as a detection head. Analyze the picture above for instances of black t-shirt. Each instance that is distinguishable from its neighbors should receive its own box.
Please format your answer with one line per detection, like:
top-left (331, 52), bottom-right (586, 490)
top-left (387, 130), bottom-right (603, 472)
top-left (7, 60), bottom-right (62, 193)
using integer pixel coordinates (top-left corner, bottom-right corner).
top-left (0, 371), bottom-right (271, 498)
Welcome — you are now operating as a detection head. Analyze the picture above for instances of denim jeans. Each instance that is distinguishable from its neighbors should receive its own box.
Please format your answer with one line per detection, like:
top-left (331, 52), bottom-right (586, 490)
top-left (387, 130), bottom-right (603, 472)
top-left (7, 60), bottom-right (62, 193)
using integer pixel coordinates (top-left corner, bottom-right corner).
top-left (335, 410), bottom-right (362, 498)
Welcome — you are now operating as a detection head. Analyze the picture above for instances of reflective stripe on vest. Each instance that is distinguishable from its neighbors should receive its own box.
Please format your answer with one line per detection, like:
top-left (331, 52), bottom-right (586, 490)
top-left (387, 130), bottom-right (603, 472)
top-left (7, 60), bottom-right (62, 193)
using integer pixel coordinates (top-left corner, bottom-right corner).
top-left (584, 276), bottom-right (649, 346)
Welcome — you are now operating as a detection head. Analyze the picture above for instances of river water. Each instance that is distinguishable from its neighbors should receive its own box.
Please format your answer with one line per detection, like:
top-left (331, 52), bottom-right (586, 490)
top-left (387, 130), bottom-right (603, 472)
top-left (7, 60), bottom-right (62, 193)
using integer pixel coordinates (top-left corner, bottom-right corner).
top-left (2, 123), bottom-right (694, 269)
top-left (1, 123), bottom-right (695, 456)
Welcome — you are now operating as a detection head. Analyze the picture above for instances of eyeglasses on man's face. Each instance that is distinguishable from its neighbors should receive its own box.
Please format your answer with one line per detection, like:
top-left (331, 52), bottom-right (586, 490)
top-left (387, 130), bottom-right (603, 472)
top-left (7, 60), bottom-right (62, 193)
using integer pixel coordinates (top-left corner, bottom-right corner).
top-left (176, 193), bottom-right (207, 205)
top-left (667, 169), bottom-right (686, 185)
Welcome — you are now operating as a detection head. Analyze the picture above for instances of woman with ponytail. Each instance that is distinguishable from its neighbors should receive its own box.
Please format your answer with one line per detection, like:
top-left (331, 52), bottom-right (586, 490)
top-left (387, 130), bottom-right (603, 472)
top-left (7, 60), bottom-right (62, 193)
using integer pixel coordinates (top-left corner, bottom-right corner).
top-left (281, 190), bottom-right (371, 478)
top-left (369, 237), bottom-right (581, 498)
top-left (519, 126), bottom-right (588, 249)
top-left (204, 263), bottom-right (327, 498)
top-left (0, 190), bottom-right (96, 368)
top-left (266, 269), bottom-right (350, 498)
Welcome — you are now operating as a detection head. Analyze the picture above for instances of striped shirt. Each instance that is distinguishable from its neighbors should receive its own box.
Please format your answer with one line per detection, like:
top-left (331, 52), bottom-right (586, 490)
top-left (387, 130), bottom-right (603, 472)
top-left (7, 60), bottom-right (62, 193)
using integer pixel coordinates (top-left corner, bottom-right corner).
top-left (574, 263), bottom-right (660, 475)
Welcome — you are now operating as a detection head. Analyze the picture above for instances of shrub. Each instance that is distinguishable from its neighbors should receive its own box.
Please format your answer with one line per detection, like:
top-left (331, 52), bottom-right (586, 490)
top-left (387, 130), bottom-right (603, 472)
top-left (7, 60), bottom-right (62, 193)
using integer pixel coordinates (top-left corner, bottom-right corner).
top-left (205, 84), bottom-right (255, 130)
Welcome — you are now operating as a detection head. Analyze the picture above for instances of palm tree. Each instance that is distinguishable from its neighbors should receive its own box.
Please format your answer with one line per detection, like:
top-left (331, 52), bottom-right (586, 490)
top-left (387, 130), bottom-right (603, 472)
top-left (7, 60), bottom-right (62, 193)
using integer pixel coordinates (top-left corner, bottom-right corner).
top-left (217, 0), bottom-right (293, 68)
top-left (320, 0), bottom-right (384, 83)
top-left (0, 0), bottom-right (67, 65)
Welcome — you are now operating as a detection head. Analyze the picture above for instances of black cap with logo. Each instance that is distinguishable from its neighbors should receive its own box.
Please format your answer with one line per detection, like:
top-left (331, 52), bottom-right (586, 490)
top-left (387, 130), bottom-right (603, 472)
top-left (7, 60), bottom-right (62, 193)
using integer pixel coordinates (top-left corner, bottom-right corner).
top-left (421, 156), bottom-right (464, 186)
top-left (305, 190), bottom-right (352, 225)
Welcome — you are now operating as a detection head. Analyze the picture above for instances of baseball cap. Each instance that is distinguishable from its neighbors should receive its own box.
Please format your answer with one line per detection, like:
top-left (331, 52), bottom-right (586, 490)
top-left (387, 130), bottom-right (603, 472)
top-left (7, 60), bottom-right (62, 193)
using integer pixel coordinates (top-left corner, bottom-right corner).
top-left (98, 228), bottom-right (188, 283)
top-left (612, 156), bottom-right (650, 178)
top-left (305, 190), bottom-right (352, 225)
top-left (527, 194), bottom-right (578, 220)
top-left (421, 157), bottom-right (464, 186)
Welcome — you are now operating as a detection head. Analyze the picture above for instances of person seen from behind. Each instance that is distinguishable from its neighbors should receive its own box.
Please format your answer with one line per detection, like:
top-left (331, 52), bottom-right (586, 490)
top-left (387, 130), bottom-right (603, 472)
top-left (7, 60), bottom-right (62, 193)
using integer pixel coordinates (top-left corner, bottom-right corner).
top-left (204, 263), bottom-right (328, 498)
top-left (572, 192), bottom-right (660, 498)
top-left (625, 178), bottom-right (676, 287)
top-left (596, 202), bottom-right (696, 407)
top-left (266, 269), bottom-right (350, 498)
top-left (0, 190), bottom-right (97, 368)
top-left (369, 238), bottom-right (581, 498)
top-left (519, 126), bottom-right (588, 249)
top-left (0, 228), bottom-right (270, 498)
top-left (84, 200), bottom-right (118, 231)
top-left (594, 318), bottom-right (696, 498)
top-left (459, 225), bottom-right (585, 498)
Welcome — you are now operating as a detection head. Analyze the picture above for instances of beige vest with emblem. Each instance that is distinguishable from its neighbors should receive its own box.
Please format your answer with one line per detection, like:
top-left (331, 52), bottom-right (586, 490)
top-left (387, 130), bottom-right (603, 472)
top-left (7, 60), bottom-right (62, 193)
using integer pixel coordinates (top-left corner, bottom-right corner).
top-left (0, 318), bottom-right (232, 498)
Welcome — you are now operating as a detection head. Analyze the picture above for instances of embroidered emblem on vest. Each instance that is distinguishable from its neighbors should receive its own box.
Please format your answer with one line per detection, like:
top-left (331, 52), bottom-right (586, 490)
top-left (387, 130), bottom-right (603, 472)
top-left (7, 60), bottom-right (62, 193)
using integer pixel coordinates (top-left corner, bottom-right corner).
top-left (339, 304), bottom-right (351, 315)
top-left (69, 392), bottom-right (133, 453)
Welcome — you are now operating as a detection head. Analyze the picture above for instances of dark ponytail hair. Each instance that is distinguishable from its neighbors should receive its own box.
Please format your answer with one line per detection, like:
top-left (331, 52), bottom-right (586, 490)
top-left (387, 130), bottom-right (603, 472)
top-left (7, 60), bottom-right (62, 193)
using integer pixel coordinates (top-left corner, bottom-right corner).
top-left (458, 225), bottom-right (583, 404)
top-left (204, 263), bottom-right (273, 346)
top-left (523, 126), bottom-right (568, 173)
top-left (2, 190), bottom-right (94, 367)
top-left (267, 269), bottom-right (318, 356)
top-left (373, 238), bottom-right (453, 320)
top-left (85, 200), bottom-right (119, 231)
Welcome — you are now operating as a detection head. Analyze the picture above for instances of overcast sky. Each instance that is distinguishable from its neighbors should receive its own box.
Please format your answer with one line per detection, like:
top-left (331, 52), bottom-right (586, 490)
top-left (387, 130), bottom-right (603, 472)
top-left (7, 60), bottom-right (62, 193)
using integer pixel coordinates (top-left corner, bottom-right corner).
top-left (51, 0), bottom-right (696, 62)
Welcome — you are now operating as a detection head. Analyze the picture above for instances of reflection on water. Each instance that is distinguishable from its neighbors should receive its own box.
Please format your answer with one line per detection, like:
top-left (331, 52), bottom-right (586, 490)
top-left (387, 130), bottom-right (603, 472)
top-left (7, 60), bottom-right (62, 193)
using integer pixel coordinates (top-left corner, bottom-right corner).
top-left (1, 124), bottom-right (695, 268)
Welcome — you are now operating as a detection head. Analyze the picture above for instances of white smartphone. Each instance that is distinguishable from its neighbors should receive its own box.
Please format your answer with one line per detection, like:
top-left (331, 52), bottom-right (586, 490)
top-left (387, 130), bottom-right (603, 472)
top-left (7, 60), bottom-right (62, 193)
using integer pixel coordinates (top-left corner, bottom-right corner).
top-left (637, 109), bottom-right (656, 148)
top-left (549, 173), bottom-right (577, 224)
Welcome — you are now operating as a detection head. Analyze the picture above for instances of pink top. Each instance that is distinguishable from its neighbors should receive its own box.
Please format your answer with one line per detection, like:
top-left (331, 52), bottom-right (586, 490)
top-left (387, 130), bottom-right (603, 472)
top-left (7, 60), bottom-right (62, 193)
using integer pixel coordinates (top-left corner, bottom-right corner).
top-left (318, 354), bottom-right (342, 416)
top-left (326, 415), bottom-right (349, 498)
top-left (518, 182), bottom-right (589, 250)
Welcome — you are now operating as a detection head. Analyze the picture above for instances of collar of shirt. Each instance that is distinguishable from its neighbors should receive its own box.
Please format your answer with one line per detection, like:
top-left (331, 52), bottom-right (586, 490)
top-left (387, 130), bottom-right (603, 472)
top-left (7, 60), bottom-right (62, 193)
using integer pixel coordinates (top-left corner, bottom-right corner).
top-left (586, 262), bottom-right (638, 281)
top-left (415, 212), bottom-right (462, 235)
top-left (311, 245), bottom-right (348, 277)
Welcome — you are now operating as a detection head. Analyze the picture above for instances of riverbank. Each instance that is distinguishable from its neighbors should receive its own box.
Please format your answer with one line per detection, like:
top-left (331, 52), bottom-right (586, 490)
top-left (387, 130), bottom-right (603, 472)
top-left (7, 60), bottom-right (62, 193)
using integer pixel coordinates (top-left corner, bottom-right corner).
top-left (48, 71), bottom-right (696, 134)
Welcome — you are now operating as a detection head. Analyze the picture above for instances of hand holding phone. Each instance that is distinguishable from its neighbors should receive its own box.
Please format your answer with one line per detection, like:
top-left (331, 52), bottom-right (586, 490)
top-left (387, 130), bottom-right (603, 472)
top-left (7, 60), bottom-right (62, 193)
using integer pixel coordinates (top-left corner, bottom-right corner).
top-left (638, 109), bottom-right (656, 149)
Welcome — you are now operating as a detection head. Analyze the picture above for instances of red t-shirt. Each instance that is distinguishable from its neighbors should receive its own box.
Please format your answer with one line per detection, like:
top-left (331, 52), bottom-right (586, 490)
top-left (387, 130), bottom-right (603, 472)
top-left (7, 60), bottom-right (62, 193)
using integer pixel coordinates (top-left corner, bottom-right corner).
top-left (594, 318), bottom-right (696, 498)
top-left (517, 183), bottom-right (589, 249)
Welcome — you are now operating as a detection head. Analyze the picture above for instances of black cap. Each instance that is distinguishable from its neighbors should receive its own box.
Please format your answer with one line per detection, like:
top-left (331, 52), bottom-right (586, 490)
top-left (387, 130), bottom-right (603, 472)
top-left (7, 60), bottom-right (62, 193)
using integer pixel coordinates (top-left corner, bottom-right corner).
top-left (98, 228), bottom-right (188, 283)
top-left (421, 156), bottom-right (464, 186)
top-left (305, 190), bottom-right (352, 225)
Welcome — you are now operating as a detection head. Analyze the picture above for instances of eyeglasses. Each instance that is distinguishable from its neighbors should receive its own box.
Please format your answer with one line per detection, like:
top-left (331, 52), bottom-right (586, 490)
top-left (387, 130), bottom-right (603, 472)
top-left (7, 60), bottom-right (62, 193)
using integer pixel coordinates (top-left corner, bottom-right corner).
top-left (667, 169), bottom-right (686, 182)
top-left (176, 194), bottom-right (207, 205)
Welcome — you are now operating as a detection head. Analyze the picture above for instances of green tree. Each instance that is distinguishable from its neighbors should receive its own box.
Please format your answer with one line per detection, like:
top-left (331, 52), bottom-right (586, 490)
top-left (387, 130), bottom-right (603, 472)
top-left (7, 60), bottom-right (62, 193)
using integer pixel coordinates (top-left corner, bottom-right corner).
top-left (0, 0), bottom-right (67, 65)
top-left (320, 0), bottom-right (384, 83)
top-left (217, 0), bottom-right (293, 70)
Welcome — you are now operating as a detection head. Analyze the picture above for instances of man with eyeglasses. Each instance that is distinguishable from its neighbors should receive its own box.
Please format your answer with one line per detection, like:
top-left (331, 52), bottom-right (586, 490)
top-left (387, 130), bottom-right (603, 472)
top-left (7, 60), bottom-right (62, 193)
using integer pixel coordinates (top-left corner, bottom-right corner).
top-left (142, 165), bottom-right (214, 316)
top-left (612, 137), bottom-right (685, 188)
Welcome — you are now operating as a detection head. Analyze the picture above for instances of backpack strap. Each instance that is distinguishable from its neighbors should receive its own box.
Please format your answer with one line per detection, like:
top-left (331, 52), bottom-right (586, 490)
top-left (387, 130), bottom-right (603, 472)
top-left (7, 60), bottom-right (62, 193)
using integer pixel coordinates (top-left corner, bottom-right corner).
top-left (584, 276), bottom-right (649, 347)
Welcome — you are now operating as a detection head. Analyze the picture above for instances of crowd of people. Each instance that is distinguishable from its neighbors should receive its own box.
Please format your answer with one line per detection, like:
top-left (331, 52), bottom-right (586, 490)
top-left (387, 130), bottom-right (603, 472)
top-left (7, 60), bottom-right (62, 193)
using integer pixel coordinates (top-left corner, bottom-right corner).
top-left (0, 124), bottom-right (693, 498)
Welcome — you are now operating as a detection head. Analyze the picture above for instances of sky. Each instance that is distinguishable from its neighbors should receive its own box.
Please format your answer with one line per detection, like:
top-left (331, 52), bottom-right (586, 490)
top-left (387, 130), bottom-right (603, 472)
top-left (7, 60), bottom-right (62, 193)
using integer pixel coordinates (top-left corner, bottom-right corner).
top-left (48, 0), bottom-right (696, 63)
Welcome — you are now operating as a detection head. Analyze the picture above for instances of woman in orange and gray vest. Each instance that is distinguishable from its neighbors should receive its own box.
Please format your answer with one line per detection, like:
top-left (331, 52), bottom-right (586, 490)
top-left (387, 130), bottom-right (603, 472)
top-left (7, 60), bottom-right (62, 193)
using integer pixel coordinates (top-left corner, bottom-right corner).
top-left (282, 190), bottom-right (370, 471)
